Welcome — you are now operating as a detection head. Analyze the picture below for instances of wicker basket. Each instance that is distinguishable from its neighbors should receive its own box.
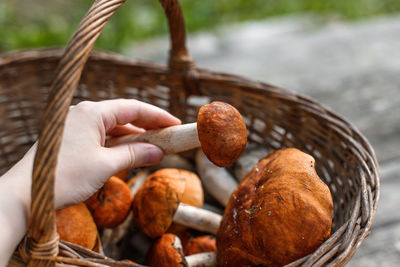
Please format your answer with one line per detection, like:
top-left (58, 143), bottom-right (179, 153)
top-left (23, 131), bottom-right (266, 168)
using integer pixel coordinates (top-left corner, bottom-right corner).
top-left (0, 0), bottom-right (379, 266)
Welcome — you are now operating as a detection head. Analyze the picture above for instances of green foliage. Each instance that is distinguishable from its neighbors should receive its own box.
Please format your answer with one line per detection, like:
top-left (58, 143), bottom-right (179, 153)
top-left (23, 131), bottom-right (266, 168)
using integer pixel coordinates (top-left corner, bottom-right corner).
top-left (1, 0), bottom-right (400, 53)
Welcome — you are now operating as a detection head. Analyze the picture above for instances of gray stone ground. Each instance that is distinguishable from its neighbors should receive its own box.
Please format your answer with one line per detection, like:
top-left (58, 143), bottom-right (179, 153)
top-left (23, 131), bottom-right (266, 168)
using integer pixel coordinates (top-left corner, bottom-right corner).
top-left (126, 15), bottom-right (400, 266)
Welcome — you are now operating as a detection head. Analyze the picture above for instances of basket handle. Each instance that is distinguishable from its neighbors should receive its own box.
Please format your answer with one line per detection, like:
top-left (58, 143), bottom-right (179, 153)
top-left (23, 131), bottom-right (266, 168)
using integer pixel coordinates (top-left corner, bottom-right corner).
top-left (23, 0), bottom-right (192, 265)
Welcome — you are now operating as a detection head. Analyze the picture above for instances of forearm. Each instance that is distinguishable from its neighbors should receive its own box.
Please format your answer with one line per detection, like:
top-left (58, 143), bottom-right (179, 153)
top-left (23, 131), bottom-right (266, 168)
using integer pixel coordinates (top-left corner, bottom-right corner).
top-left (0, 149), bottom-right (33, 266)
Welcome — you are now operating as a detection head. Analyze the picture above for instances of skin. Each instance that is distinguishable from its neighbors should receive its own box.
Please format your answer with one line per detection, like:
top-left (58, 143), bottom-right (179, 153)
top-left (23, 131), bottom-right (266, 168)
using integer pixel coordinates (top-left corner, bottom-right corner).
top-left (0, 99), bottom-right (181, 266)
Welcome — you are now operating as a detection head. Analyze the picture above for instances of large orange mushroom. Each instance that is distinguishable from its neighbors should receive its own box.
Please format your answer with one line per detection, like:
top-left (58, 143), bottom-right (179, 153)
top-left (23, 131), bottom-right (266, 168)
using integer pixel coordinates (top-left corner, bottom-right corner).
top-left (217, 148), bottom-right (333, 266)
top-left (107, 101), bottom-right (247, 167)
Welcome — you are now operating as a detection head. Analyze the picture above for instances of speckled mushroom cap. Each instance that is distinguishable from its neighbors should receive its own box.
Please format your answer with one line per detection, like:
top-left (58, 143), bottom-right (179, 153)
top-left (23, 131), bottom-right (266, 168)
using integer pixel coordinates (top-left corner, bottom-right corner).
top-left (197, 101), bottom-right (247, 167)
top-left (132, 168), bottom-right (203, 238)
top-left (216, 148), bottom-right (333, 266)
top-left (85, 176), bottom-right (132, 228)
top-left (145, 233), bottom-right (187, 267)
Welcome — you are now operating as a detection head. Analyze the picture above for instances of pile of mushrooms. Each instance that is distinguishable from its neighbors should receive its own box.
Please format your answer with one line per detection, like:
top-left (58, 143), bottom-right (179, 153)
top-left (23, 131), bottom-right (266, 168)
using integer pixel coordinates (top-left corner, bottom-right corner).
top-left (55, 101), bottom-right (334, 267)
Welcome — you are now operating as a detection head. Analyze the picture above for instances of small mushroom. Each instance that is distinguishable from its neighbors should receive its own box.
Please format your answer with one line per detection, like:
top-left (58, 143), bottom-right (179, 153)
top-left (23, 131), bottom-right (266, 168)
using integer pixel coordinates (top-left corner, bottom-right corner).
top-left (216, 148), bottom-right (333, 266)
top-left (195, 149), bottom-right (238, 206)
top-left (107, 101), bottom-right (247, 167)
top-left (101, 169), bottom-right (150, 258)
top-left (132, 169), bottom-right (222, 238)
top-left (145, 233), bottom-right (217, 267)
top-left (56, 203), bottom-right (98, 250)
top-left (85, 176), bottom-right (132, 228)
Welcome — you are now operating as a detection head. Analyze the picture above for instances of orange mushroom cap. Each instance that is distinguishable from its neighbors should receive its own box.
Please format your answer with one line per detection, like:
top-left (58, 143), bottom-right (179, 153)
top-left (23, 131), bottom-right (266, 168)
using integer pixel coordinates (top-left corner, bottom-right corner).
top-left (217, 148), bottom-right (333, 266)
top-left (197, 101), bottom-right (247, 167)
top-left (132, 168), bottom-right (203, 238)
top-left (85, 176), bottom-right (132, 228)
top-left (145, 233), bottom-right (187, 267)
top-left (56, 203), bottom-right (98, 250)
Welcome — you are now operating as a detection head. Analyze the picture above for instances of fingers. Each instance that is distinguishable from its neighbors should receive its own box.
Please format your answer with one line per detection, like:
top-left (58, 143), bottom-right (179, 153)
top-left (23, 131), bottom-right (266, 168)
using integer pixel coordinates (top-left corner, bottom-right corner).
top-left (91, 99), bottom-right (181, 131)
top-left (104, 143), bottom-right (164, 170)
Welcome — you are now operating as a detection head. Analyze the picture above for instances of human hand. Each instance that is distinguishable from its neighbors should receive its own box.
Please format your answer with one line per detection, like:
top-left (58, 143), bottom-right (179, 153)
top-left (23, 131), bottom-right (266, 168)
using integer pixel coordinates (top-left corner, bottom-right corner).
top-left (0, 99), bottom-right (180, 264)
top-left (10, 99), bottom-right (181, 210)
top-left (56, 99), bottom-right (181, 208)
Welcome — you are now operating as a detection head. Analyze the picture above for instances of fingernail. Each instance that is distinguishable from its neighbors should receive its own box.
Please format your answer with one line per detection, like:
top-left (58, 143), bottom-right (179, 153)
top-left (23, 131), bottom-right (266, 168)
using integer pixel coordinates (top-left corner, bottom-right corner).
top-left (145, 145), bottom-right (164, 165)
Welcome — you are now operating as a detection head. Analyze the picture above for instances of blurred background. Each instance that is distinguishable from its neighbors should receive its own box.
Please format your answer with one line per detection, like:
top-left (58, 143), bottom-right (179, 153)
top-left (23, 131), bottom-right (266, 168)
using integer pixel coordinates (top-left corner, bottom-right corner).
top-left (1, 0), bottom-right (400, 53)
top-left (2, 0), bottom-right (400, 266)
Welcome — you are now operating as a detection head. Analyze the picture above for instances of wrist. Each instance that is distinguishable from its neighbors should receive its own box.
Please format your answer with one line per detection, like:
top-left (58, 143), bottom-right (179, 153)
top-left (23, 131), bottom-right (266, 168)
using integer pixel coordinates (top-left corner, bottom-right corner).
top-left (0, 168), bottom-right (31, 265)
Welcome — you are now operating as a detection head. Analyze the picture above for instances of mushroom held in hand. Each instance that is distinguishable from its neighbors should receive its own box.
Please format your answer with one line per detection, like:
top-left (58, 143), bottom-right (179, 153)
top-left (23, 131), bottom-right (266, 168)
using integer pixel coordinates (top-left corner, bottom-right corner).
top-left (132, 168), bottom-right (222, 238)
top-left (217, 148), bottom-right (333, 267)
top-left (107, 101), bottom-right (247, 167)
top-left (56, 203), bottom-right (98, 250)
top-left (146, 233), bottom-right (217, 267)
top-left (85, 176), bottom-right (132, 228)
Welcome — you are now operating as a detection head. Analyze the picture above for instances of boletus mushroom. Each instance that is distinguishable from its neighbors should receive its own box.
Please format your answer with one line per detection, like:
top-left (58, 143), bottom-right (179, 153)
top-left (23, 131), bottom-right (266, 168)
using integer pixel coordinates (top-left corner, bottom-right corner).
top-left (107, 101), bottom-right (247, 167)
top-left (145, 233), bottom-right (217, 267)
top-left (85, 176), bottom-right (132, 228)
top-left (56, 203), bottom-right (98, 250)
top-left (216, 148), bottom-right (333, 266)
top-left (132, 168), bottom-right (221, 238)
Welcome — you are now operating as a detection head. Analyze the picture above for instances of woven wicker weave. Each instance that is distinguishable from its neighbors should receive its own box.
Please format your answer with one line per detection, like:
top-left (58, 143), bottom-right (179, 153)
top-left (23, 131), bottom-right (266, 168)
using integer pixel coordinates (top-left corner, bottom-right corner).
top-left (0, 0), bottom-right (379, 266)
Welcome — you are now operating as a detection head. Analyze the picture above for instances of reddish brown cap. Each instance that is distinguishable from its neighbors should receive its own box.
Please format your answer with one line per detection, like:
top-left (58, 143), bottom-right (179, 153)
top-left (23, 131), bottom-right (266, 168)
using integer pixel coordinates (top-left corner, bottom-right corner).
top-left (85, 176), bottom-right (132, 228)
top-left (132, 168), bottom-right (203, 238)
top-left (184, 235), bottom-right (217, 256)
top-left (217, 148), bottom-right (333, 266)
top-left (145, 233), bottom-right (187, 267)
top-left (56, 203), bottom-right (98, 250)
top-left (197, 101), bottom-right (247, 167)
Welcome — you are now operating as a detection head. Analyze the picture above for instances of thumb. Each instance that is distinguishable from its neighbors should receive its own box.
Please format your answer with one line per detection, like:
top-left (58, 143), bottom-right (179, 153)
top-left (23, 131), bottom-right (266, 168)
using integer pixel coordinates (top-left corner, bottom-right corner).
top-left (105, 142), bottom-right (164, 170)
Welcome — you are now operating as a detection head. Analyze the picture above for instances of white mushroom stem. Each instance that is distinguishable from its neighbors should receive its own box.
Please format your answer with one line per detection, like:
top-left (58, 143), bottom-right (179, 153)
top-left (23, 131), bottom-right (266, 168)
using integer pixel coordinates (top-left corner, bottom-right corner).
top-left (196, 150), bottom-right (237, 206)
top-left (106, 122), bottom-right (200, 154)
top-left (186, 252), bottom-right (217, 267)
top-left (173, 204), bottom-right (222, 235)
